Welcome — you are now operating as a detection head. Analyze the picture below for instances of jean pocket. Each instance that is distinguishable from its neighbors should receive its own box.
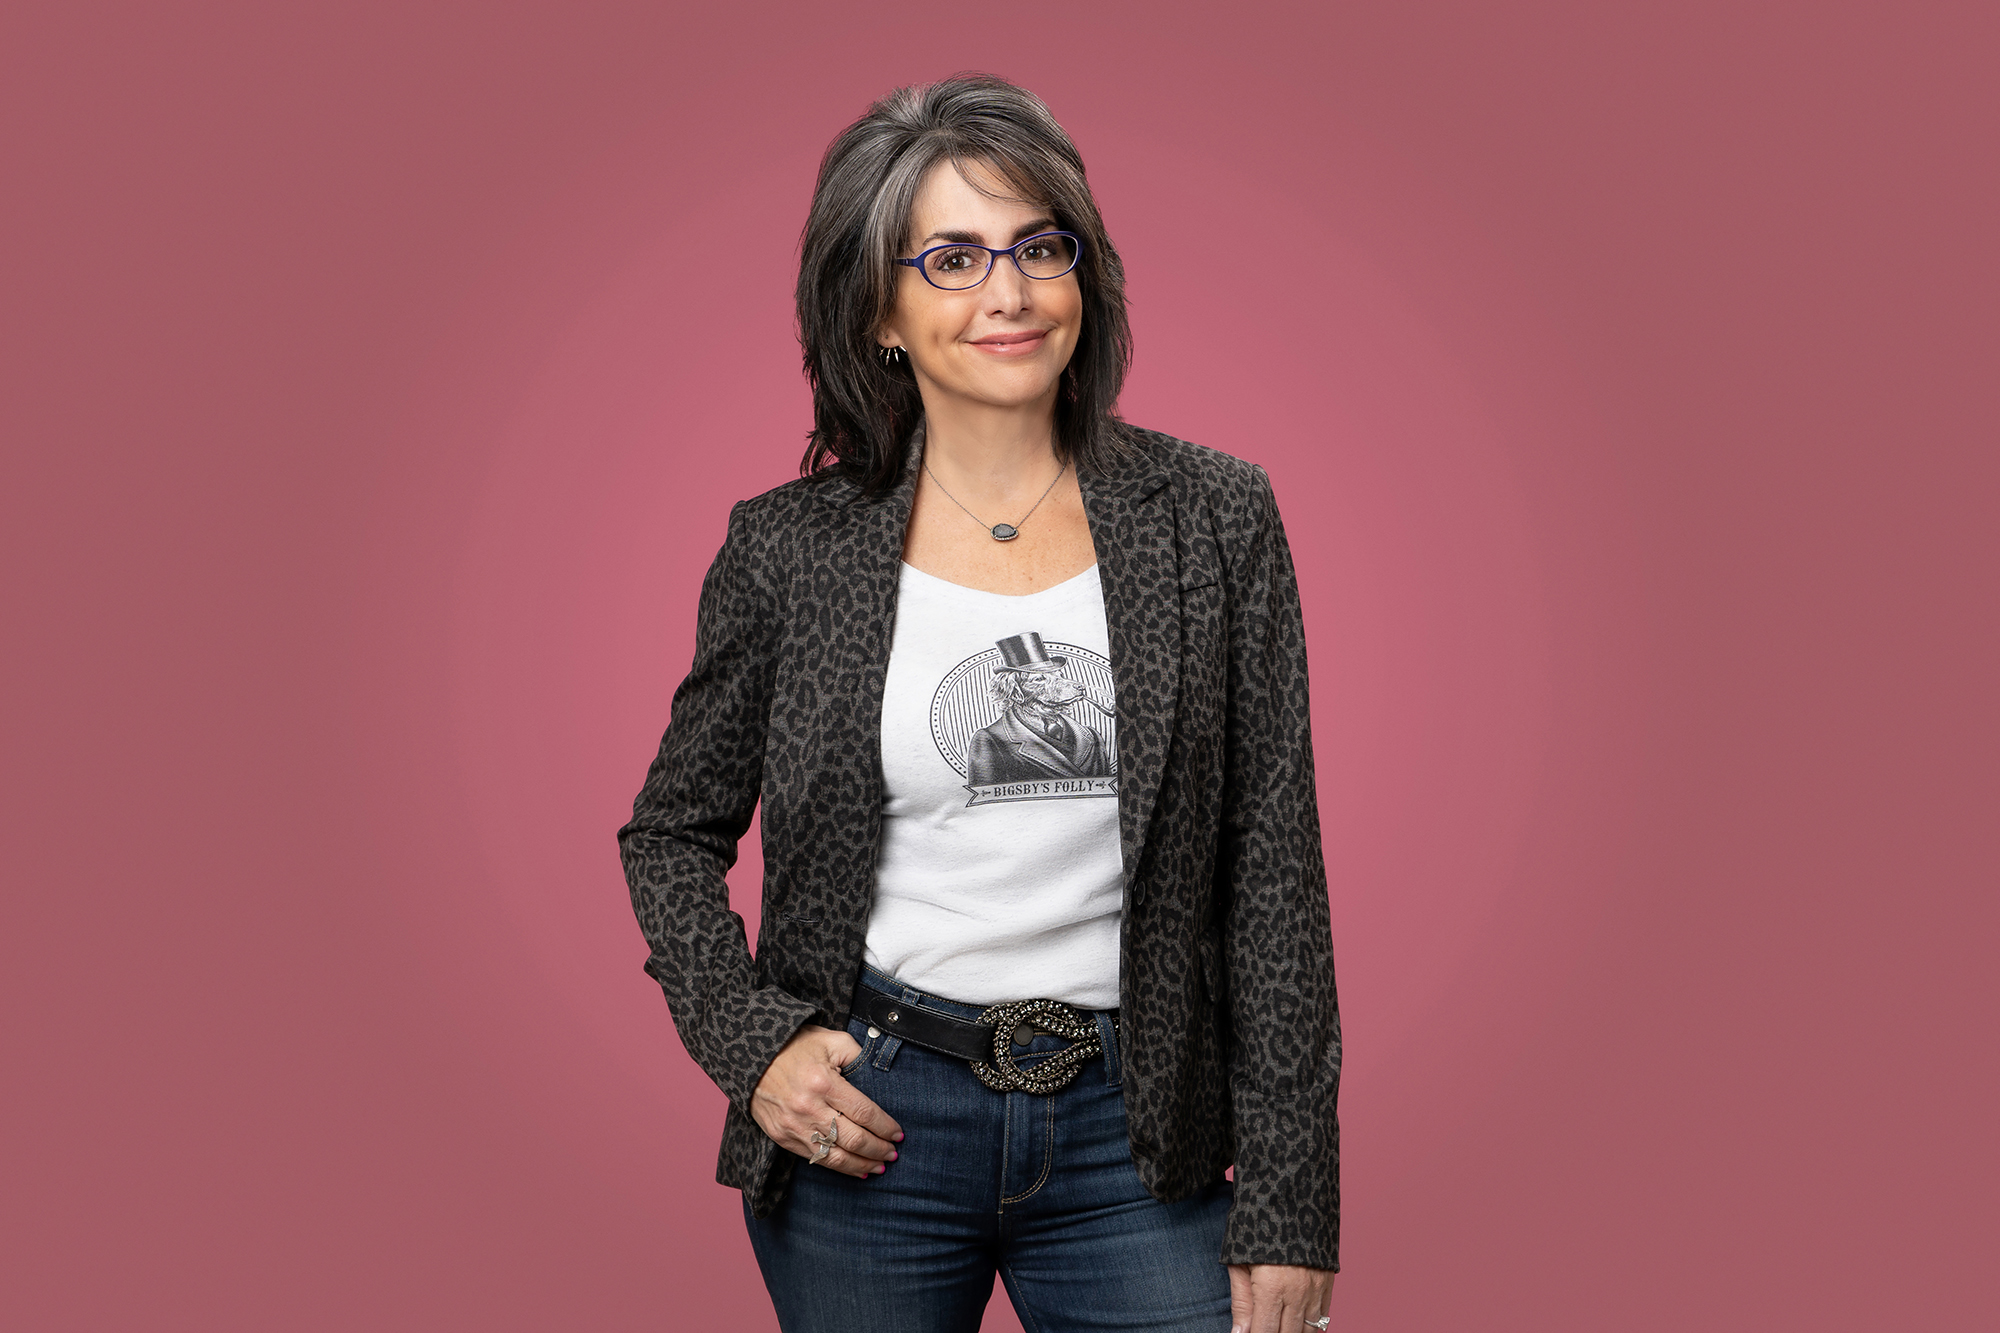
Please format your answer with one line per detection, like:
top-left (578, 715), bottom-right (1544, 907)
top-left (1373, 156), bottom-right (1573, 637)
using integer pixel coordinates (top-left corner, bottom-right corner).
top-left (838, 1018), bottom-right (874, 1078)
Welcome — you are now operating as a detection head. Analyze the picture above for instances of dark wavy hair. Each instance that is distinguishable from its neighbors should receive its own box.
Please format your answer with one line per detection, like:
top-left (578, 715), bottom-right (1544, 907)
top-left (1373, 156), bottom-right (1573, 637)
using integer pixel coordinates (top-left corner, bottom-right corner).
top-left (796, 73), bottom-right (1134, 492)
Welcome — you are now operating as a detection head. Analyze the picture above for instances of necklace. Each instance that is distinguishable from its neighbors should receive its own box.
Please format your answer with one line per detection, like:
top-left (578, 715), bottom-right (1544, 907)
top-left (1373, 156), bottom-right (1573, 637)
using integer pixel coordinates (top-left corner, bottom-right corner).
top-left (923, 457), bottom-right (1069, 542)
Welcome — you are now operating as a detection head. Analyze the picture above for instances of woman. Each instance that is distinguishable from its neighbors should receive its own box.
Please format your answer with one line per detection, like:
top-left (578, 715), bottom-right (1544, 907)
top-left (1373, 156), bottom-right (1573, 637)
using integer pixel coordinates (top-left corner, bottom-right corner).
top-left (619, 74), bottom-right (1340, 1333)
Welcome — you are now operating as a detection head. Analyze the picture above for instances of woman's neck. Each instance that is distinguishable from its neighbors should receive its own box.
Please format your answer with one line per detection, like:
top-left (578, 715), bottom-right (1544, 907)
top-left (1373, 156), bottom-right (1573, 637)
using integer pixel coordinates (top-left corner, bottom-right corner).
top-left (918, 394), bottom-right (1060, 499)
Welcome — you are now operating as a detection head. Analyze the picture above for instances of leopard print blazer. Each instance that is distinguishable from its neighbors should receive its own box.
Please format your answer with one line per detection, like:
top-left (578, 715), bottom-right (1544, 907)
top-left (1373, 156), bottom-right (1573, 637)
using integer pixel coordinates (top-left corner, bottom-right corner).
top-left (618, 424), bottom-right (1341, 1270)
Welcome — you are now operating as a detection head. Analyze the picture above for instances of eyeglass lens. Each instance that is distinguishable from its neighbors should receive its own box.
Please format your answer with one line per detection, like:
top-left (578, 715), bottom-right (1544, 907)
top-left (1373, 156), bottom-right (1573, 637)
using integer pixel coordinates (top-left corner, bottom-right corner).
top-left (922, 234), bottom-right (1079, 290)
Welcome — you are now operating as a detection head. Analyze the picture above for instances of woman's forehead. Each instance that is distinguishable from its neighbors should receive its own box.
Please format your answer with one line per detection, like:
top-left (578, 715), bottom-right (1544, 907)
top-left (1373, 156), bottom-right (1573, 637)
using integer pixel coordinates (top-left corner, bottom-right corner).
top-left (909, 158), bottom-right (1050, 238)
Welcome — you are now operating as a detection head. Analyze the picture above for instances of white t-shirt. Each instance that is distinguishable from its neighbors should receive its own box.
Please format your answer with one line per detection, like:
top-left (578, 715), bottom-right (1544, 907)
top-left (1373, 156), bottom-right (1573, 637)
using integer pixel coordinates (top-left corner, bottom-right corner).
top-left (862, 561), bottom-right (1125, 1010)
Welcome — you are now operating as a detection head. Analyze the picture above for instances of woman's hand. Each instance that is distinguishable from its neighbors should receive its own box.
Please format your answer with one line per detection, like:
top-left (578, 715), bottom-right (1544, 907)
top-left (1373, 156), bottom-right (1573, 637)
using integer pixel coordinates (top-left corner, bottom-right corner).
top-left (1228, 1262), bottom-right (1335, 1333)
top-left (749, 1024), bottom-right (904, 1180)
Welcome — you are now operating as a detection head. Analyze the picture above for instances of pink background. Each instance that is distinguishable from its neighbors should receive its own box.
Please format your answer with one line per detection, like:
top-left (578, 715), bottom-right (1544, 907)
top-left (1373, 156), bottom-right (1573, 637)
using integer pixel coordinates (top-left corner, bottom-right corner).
top-left (5, 2), bottom-right (1995, 1329)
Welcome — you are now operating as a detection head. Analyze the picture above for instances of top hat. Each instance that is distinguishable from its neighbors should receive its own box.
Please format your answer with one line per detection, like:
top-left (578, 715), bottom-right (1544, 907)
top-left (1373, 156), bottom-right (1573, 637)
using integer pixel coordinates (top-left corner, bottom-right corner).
top-left (993, 631), bottom-right (1067, 673)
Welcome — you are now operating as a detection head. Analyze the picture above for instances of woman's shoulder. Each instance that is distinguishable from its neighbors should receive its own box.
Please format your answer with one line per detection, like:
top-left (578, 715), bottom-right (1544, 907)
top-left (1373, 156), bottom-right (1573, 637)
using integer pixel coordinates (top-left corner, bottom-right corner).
top-left (719, 469), bottom-right (853, 534)
top-left (1115, 424), bottom-right (1278, 524)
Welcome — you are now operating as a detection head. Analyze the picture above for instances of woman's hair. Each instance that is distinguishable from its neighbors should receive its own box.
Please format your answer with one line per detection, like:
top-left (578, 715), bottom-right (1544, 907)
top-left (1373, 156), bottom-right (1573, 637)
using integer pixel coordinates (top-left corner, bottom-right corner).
top-left (796, 72), bottom-right (1134, 491)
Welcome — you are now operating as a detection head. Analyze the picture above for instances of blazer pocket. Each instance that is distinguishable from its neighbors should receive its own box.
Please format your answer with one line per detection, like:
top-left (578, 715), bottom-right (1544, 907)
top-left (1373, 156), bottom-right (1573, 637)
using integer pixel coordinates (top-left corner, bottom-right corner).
top-left (756, 912), bottom-right (821, 992)
top-left (1179, 568), bottom-right (1226, 679)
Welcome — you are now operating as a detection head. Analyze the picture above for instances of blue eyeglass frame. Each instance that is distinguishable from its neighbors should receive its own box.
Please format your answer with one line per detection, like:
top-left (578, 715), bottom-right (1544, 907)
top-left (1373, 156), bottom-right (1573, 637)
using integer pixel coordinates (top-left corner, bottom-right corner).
top-left (895, 230), bottom-right (1085, 291)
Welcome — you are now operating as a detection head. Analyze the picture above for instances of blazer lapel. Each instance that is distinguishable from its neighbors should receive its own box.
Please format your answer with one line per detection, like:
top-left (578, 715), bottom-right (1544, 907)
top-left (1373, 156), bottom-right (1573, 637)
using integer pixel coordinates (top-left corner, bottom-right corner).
top-left (843, 426), bottom-right (926, 670)
top-left (807, 428), bottom-right (924, 923)
top-left (1080, 442), bottom-right (1180, 904)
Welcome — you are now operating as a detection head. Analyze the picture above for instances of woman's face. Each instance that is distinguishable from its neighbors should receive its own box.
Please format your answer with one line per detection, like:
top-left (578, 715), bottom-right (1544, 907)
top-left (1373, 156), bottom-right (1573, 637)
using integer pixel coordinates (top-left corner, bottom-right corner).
top-left (877, 158), bottom-right (1083, 418)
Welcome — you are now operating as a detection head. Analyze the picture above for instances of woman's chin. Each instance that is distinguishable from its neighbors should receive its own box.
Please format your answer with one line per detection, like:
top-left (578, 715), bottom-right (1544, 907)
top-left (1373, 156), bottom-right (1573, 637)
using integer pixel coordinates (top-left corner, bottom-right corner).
top-left (927, 369), bottom-right (1065, 415)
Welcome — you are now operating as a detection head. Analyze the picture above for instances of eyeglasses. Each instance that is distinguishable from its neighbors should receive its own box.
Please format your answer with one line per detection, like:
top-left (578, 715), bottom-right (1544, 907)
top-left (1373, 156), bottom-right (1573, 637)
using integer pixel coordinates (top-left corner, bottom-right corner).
top-left (896, 231), bottom-right (1083, 291)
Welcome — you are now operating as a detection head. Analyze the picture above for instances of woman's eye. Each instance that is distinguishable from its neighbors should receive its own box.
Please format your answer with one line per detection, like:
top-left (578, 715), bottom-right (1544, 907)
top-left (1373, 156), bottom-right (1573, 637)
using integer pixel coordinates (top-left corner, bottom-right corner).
top-left (1019, 243), bottom-right (1051, 261)
top-left (929, 248), bottom-right (980, 272)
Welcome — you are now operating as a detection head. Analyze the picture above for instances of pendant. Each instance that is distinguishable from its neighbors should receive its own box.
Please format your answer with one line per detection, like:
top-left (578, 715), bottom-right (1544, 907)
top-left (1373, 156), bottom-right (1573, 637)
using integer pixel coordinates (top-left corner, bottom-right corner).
top-left (990, 523), bottom-right (1019, 541)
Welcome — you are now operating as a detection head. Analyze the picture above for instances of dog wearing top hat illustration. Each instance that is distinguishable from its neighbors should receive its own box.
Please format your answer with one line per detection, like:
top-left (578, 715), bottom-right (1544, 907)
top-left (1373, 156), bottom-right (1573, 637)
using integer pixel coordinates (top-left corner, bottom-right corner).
top-left (965, 631), bottom-right (1117, 788)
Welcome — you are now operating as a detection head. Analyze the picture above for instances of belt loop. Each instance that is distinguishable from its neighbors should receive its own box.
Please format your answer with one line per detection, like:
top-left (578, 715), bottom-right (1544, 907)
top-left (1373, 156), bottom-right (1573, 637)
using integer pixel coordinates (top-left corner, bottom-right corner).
top-left (873, 1033), bottom-right (903, 1070)
top-left (1096, 1010), bottom-right (1121, 1087)
top-left (871, 985), bottom-right (921, 1071)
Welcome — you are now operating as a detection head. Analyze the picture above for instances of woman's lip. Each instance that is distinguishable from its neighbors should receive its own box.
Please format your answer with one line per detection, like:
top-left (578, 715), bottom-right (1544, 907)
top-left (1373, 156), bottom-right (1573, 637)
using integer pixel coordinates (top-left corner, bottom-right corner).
top-left (969, 331), bottom-right (1048, 353)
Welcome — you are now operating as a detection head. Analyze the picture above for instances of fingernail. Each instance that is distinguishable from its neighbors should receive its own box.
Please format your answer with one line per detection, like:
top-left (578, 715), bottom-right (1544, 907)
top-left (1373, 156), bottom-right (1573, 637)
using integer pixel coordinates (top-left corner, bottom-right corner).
top-left (871, 1164), bottom-right (886, 1175)
top-left (888, 1150), bottom-right (898, 1160)
top-left (893, 1132), bottom-right (905, 1142)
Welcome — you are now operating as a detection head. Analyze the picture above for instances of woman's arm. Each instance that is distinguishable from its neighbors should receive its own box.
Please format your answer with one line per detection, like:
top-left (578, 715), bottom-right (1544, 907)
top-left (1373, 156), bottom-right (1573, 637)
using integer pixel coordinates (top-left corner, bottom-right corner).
top-left (617, 500), bottom-right (818, 1111)
top-left (1215, 464), bottom-right (1343, 1272)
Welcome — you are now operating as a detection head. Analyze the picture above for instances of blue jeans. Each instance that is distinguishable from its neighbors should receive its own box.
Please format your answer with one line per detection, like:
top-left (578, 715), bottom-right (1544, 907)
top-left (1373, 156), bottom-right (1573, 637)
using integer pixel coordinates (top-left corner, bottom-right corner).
top-left (744, 966), bottom-right (1234, 1333)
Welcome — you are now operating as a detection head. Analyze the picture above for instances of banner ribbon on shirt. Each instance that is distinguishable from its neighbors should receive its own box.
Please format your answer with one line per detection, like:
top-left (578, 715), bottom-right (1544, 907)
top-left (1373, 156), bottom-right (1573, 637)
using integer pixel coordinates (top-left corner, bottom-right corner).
top-left (962, 776), bottom-right (1120, 807)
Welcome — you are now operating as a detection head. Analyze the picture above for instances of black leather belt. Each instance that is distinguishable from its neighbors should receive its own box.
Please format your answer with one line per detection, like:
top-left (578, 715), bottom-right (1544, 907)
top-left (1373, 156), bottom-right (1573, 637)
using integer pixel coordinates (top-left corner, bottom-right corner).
top-left (852, 987), bottom-right (994, 1060)
top-left (851, 987), bottom-right (1118, 1095)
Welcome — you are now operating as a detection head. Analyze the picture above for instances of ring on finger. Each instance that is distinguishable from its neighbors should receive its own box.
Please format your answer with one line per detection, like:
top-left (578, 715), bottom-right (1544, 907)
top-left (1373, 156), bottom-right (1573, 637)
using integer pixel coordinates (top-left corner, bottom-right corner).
top-left (806, 1111), bottom-right (842, 1166)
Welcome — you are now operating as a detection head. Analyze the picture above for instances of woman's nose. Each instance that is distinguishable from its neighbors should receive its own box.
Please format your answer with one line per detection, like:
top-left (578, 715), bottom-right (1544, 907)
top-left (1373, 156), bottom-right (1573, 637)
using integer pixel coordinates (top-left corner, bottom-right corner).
top-left (983, 255), bottom-right (1032, 314)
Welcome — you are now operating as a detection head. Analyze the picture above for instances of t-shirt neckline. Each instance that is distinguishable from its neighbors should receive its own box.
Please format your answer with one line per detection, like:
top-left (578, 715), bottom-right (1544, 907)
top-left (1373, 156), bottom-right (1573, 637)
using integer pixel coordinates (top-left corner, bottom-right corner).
top-left (898, 560), bottom-right (1100, 600)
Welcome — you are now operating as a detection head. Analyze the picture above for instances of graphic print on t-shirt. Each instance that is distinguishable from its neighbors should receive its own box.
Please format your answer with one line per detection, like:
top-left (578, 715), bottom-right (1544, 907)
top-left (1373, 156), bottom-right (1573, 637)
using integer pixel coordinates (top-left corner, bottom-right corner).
top-left (930, 630), bottom-right (1119, 807)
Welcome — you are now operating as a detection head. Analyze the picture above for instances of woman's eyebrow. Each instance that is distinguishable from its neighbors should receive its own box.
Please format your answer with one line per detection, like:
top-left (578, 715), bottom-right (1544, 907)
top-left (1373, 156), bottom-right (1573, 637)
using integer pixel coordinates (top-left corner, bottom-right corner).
top-left (920, 217), bottom-right (1060, 246)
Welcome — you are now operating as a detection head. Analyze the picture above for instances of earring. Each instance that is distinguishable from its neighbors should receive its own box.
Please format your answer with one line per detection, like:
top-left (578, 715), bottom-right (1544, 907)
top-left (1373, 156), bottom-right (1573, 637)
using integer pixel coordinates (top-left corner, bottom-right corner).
top-left (880, 345), bottom-right (904, 366)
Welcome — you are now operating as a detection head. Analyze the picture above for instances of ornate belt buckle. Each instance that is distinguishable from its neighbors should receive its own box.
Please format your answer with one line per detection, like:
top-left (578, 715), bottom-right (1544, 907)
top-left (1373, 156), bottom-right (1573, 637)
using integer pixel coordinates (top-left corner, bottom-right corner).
top-left (968, 998), bottom-right (1102, 1094)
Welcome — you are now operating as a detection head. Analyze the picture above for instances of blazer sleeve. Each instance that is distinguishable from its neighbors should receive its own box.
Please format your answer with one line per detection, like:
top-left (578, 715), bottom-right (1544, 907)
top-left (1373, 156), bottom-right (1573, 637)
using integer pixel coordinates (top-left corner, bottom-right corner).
top-left (1216, 464), bottom-right (1343, 1271)
top-left (617, 500), bottom-right (818, 1112)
